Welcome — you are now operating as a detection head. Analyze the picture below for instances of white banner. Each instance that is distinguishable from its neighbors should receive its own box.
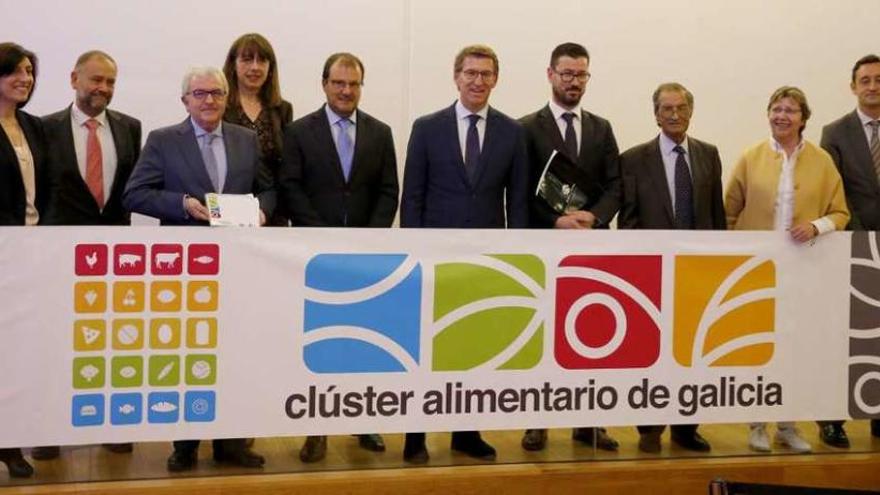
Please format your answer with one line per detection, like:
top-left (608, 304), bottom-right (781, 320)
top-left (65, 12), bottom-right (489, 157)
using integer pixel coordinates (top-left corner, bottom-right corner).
top-left (0, 227), bottom-right (874, 448)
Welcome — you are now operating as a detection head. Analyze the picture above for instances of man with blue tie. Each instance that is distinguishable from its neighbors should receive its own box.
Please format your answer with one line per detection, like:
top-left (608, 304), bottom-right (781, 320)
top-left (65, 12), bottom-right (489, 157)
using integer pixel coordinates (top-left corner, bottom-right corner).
top-left (278, 52), bottom-right (397, 462)
top-left (400, 44), bottom-right (529, 463)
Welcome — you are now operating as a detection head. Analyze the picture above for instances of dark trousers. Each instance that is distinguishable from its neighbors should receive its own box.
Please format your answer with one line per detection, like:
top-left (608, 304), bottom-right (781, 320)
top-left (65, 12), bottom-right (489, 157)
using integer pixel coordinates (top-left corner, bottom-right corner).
top-left (637, 424), bottom-right (698, 436)
top-left (173, 438), bottom-right (246, 454)
top-left (0, 448), bottom-right (24, 461)
top-left (405, 431), bottom-right (481, 446)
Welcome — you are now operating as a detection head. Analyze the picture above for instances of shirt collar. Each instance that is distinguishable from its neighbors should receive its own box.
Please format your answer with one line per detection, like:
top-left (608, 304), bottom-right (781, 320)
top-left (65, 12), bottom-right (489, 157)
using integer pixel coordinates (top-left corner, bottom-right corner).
top-left (71, 103), bottom-right (108, 128)
top-left (659, 132), bottom-right (689, 156)
top-left (325, 104), bottom-right (357, 126)
top-left (455, 100), bottom-right (488, 122)
top-left (548, 99), bottom-right (580, 122)
top-left (856, 107), bottom-right (880, 126)
top-left (190, 117), bottom-right (223, 139)
top-left (769, 137), bottom-right (805, 155)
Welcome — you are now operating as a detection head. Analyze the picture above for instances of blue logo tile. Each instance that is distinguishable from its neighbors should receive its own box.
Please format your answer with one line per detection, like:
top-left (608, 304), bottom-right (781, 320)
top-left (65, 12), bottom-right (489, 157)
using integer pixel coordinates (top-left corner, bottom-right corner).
top-left (72, 394), bottom-right (104, 427)
top-left (184, 391), bottom-right (216, 422)
top-left (110, 393), bottom-right (143, 425)
top-left (147, 392), bottom-right (179, 424)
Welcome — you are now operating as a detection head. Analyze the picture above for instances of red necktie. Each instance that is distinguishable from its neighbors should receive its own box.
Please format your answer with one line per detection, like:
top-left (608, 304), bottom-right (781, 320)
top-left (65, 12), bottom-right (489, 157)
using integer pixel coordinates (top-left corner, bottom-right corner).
top-left (84, 119), bottom-right (104, 209)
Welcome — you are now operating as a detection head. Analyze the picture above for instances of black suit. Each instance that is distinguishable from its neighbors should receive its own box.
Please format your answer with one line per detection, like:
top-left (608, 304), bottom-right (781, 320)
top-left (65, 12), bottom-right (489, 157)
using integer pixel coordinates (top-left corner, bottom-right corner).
top-left (520, 105), bottom-right (620, 228)
top-left (620, 134), bottom-right (725, 441)
top-left (279, 105), bottom-right (398, 227)
top-left (0, 110), bottom-right (47, 225)
top-left (41, 106), bottom-right (141, 225)
top-left (821, 110), bottom-right (880, 230)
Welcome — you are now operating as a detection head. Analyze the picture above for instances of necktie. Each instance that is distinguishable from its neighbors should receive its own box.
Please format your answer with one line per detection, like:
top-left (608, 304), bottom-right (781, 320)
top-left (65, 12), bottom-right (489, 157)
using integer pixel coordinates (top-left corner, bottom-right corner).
top-left (84, 119), bottom-right (104, 209)
top-left (201, 133), bottom-right (220, 192)
top-left (869, 120), bottom-right (880, 181)
top-left (562, 112), bottom-right (578, 159)
top-left (465, 114), bottom-right (481, 184)
top-left (673, 145), bottom-right (695, 229)
top-left (336, 118), bottom-right (354, 182)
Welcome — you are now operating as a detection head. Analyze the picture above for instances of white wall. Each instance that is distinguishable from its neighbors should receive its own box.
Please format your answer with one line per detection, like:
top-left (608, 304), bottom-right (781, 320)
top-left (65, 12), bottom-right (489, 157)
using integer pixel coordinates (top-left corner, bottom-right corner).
top-left (5, 0), bottom-right (876, 187)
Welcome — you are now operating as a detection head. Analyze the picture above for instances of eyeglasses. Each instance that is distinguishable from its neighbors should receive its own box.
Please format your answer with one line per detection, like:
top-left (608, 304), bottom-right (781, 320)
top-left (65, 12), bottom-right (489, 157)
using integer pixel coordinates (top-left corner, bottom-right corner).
top-left (554, 70), bottom-right (591, 83)
top-left (459, 69), bottom-right (496, 82)
top-left (328, 80), bottom-right (362, 90)
top-left (187, 89), bottom-right (227, 101)
top-left (769, 106), bottom-right (802, 116)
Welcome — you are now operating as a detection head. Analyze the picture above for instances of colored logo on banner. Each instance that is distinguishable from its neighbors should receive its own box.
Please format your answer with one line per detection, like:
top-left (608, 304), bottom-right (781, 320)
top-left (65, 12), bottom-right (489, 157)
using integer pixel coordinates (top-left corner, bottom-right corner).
top-left (555, 255), bottom-right (661, 369)
top-left (303, 254), bottom-right (422, 373)
top-left (673, 255), bottom-right (776, 367)
top-left (432, 255), bottom-right (545, 371)
top-left (849, 232), bottom-right (880, 418)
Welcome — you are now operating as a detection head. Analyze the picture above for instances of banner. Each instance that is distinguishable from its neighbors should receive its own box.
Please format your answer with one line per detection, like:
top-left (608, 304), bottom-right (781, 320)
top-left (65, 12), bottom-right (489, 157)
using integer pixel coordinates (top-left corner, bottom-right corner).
top-left (0, 227), bottom-right (876, 448)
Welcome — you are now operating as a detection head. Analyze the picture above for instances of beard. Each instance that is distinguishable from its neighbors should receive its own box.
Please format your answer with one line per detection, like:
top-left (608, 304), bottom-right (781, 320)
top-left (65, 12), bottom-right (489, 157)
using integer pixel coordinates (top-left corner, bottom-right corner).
top-left (553, 85), bottom-right (583, 108)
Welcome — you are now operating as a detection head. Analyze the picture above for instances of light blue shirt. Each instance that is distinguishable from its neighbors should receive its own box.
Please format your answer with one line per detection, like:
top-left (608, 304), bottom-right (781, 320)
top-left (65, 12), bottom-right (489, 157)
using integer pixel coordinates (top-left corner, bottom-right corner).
top-left (659, 132), bottom-right (690, 216)
top-left (325, 104), bottom-right (357, 153)
top-left (191, 118), bottom-right (227, 192)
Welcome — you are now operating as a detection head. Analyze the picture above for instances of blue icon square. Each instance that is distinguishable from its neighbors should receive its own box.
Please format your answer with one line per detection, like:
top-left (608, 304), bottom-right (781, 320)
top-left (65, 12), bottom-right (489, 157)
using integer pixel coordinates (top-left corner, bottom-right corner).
top-left (184, 391), bottom-right (216, 422)
top-left (147, 392), bottom-right (179, 424)
top-left (110, 393), bottom-right (143, 425)
top-left (72, 394), bottom-right (104, 427)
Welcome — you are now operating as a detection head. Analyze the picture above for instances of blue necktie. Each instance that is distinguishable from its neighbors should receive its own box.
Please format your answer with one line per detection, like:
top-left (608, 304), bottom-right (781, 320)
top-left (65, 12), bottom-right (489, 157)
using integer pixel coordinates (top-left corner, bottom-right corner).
top-left (336, 118), bottom-right (354, 182)
top-left (201, 133), bottom-right (220, 192)
top-left (673, 145), bottom-right (694, 229)
top-left (465, 114), bottom-right (481, 184)
top-left (562, 112), bottom-right (578, 159)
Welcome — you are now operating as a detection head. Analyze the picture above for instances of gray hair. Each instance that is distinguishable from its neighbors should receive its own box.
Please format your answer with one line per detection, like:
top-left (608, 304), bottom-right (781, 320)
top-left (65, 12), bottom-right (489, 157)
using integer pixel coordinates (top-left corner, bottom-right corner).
top-left (652, 82), bottom-right (694, 114)
top-left (180, 66), bottom-right (228, 96)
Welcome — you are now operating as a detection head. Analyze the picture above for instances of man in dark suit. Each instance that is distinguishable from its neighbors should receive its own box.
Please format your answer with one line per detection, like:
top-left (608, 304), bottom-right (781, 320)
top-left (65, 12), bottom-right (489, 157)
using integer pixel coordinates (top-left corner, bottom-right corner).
top-left (278, 52), bottom-right (396, 462)
top-left (819, 53), bottom-right (880, 449)
top-left (619, 82), bottom-right (724, 453)
top-left (32, 51), bottom-right (141, 462)
top-left (400, 44), bottom-right (528, 463)
top-left (122, 66), bottom-right (271, 471)
top-left (519, 42), bottom-right (620, 453)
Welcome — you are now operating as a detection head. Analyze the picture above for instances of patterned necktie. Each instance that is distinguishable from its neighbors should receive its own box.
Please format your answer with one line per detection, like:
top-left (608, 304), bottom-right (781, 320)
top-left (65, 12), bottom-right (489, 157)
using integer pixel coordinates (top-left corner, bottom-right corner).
top-left (465, 114), bottom-right (481, 184)
top-left (869, 120), bottom-right (880, 181)
top-left (562, 112), bottom-right (578, 159)
top-left (336, 118), bottom-right (354, 182)
top-left (84, 119), bottom-right (104, 209)
top-left (673, 145), bottom-right (695, 229)
top-left (201, 133), bottom-right (220, 192)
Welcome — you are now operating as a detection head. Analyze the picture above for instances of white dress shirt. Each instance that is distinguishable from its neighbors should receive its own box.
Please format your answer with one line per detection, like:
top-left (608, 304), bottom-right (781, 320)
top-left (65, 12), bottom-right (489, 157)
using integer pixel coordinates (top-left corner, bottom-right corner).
top-left (548, 99), bottom-right (582, 154)
top-left (857, 107), bottom-right (880, 145)
top-left (769, 138), bottom-right (834, 235)
top-left (71, 104), bottom-right (117, 205)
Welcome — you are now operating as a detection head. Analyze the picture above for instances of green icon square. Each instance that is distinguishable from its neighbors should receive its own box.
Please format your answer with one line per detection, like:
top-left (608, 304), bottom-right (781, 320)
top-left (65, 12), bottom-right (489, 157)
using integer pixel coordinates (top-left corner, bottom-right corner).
top-left (185, 354), bottom-right (216, 385)
top-left (73, 357), bottom-right (105, 389)
top-left (111, 356), bottom-right (144, 388)
top-left (148, 355), bottom-right (180, 387)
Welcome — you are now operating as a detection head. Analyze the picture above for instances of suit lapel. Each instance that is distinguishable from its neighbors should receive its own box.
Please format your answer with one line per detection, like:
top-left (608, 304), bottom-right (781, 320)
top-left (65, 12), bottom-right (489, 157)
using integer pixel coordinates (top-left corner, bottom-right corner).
top-left (311, 106), bottom-right (346, 185)
top-left (537, 105), bottom-right (573, 164)
top-left (845, 111), bottom-right (878, 186)
top-left (445, 104), bottom-right (470, 188)
top-left (175, 119), bottom-right (215, 193)
top-left (106, 110), bottom-right (132, 204)
top-left (646, 137), bottom-right (675, 224)
top-left (578, 110), bottom-right (595, 167)
top-left (350, 110), bottom-right (367, 184)
top-left (222, 124), bottom-right (240, 193)
top-left (687, 137), bottom-right (708, 219)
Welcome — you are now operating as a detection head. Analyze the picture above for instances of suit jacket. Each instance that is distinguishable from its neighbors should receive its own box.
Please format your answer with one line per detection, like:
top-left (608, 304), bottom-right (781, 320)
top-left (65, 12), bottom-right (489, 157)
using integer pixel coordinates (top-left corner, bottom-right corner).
top-left (821, 110), bottom-right (880, 230)
top-left (0, 109), bottom-right (47, 225)
top-left (619, 135), bottom-right (726, 230)
top-left (122, 119), bottom-right (275, 225)
top-left (41, 106), bottom-right (141, 225)
top-left (400, 103), bottom-right (528, 228)
top-left (520, 105), bottom-right (620, 228)
top-left (278, 105), bottom-right (398, 227)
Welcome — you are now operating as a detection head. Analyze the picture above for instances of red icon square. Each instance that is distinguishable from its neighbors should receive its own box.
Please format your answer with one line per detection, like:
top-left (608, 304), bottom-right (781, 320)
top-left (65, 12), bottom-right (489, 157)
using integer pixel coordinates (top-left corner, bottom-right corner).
top-left (114, 244), bottom-right (147, 275)
top-left (555, 255), bottom-right (662, 369)
top-left (188, 244), bottom-right (220, 275)
top-left (75, 244), bottom-right (108, 276)
top-left (151, 244), bottom-right (183, 276)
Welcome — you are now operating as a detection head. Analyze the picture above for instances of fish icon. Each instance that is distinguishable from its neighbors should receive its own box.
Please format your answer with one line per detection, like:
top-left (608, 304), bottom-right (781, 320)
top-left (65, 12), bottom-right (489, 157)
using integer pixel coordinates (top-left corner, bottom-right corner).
top-left (193, 255), bottom-right (214, 265)
top-left (118, 404), bottom-right (136, 415)
top-left (151, 401), bottom-right (177, 413)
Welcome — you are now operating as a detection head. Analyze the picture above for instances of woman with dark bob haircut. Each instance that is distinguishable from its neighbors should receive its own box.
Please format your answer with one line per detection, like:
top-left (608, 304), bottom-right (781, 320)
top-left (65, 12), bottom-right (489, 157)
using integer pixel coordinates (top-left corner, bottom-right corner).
top-left (223, 33), bottom-right (293, 226)
top-left (0, 41), bottom-right (48, 478)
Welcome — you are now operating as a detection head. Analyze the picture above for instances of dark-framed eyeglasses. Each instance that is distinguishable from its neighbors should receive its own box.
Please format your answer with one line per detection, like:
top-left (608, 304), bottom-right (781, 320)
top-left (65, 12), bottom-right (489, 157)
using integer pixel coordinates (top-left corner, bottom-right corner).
top-left (554, 70), bottom-right (591, 83)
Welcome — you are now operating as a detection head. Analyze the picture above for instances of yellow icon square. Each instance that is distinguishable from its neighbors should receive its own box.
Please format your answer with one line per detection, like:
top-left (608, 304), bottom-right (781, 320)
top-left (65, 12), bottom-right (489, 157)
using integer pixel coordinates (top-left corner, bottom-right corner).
top-left (187, 281), bottom-right (218, 312)
top-left (150, 318), bottom-right (181, 349)
top-left (74, 282), bottom-right (106, 313)
top-left (186, 318), bottom-right (217, 348)
top-left (113, 282), bottom-right (145, 313)
top-left (73, 319), bottom-right (106, 351)
top-left (112, 319), bottom-right (144, 350)
top-left (151, 281), bottom-right (182, 312)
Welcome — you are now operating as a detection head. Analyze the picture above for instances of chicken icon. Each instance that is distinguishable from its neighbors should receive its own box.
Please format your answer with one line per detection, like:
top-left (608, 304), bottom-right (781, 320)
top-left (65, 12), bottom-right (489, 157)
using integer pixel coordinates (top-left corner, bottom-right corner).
top-left (85, 251), bottom-right (98, 269)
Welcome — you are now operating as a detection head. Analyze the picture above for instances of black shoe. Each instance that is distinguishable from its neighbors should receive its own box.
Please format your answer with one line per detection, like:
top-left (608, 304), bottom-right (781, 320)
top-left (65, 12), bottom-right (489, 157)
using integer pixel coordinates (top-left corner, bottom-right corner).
top-left (521, 429), bottom-right (548, 451)
top-left (572, 427), bottom-right (619, 451)
top-left (357, 434), bottom-right (386, 452)
top-left (819, 424), bottom-right (850, 448)
top-left (0, 450), bottom-right (33, 478)
top-left (167, 449), bottom-right (197, 472)
top-left (403, 434), bottom-right (429, 464)
top-left (102, 443), bottom-right (134, 454)
top-left (299, 435), bottom-right (327, 463)
top-left (214, 447), bottom-right (265, 468)
top-left (31, 446), bottom-right (61, 460)
top-left (872, 419), bottom-right (880, 438)
top-left (638, 432), bottom-right (662, 454)
top-left (671, 431), bottom-right (712, 452)
top-left (451, 433), bottom-right (496, 460)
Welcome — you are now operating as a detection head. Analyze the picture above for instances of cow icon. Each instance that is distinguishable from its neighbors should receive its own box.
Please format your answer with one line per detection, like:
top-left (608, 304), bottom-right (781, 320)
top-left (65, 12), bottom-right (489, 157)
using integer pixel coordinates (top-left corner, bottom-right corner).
top-left (114, 244), bottom-right (146, 276)
top-left (118, 254), bottom-right (142, 268)
top-left (151, 245), bottom-right (184, 275)
top-left (155, 252), bottom-right (180, 269)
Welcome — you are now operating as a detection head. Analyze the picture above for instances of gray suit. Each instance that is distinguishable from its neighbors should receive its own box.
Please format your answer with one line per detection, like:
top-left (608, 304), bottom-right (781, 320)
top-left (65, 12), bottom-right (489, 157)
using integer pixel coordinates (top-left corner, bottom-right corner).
top-left (821, 110), bottom-right (880, 230)
top-left (123, 119), bottom-right (274, 225)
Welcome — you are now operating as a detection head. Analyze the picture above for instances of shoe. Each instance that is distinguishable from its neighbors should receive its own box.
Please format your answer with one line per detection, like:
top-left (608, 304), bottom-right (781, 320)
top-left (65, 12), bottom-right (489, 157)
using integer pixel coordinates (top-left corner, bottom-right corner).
top-left (819, 424), bottom-right (850, 448)
top-left (357, 434), bottom-right (386, 452)
top-left (102, 443), bottom-right (134, 454)
top-left (521, 429), bottom-right (548, 451)
top-left (671, 431), bottom-right (711, 452)
top-left (214, 447), bottom-right (265, 468)
top-left (451, 433), bottom-right (496, 460)
top-left (166, 449), bottom-right (197, 472)
top-left (872, 419), bottom-right (880, 438)
top-left (638, 432), bottom-right (662, 454)
top-left (748, 425), bottom-right (771, 452)
top-left (573, 427), bottom-right (619, 451)
top-left (403, 434), bottom-right (429, 464)
top-left (299, 435), bottom-right (327, 463)
top-left (0, 450), bottom-right (33, 478)
top-left (775, 427), bottom-right (811, 453)
top-left (31, 446), bottom-right (60, 460)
